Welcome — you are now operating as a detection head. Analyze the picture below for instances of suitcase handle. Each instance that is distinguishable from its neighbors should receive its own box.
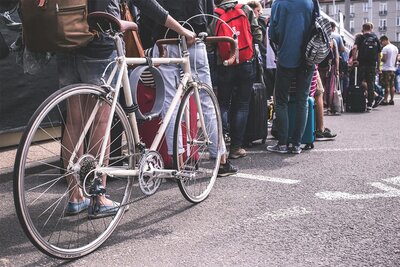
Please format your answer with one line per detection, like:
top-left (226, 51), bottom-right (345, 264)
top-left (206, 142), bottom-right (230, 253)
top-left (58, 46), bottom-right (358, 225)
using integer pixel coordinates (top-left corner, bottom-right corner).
top-left (354, 66), bottom-right (357, 86)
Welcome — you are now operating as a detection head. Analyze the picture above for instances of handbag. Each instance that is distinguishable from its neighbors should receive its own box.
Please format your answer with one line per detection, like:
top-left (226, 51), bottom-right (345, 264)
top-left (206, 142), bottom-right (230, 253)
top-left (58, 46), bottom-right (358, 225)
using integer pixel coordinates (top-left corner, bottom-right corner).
top-left (332, 75), bottom-right (344, 113)
top-left (120, 1), bottom-right (144, 59)
top-left (20, 0), bottom-right (94, 52)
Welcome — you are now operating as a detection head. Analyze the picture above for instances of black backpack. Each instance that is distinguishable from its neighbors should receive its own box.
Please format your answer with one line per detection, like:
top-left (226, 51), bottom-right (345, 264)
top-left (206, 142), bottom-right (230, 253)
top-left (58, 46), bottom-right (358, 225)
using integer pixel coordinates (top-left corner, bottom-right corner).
top-left (359, 33), bottom-right (379, 63)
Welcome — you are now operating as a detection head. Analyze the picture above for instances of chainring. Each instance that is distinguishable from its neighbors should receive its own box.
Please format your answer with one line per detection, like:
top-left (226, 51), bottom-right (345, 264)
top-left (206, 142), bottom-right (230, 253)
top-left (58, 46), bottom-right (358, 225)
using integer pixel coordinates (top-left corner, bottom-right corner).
top-left (138, 151), bottom-right (164, 195)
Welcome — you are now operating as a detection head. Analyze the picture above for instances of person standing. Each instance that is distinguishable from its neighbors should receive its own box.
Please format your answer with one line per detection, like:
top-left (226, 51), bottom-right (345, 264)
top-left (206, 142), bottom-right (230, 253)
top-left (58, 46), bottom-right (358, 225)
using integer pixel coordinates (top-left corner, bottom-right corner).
top-left (267, 0), bottom-right (315, 154)
top-left (209, 0), bottom-right (262, 159)
top-left (379, 35), bottom-right (398, 105)
top-left (352, 22), bottom-right (381, 111)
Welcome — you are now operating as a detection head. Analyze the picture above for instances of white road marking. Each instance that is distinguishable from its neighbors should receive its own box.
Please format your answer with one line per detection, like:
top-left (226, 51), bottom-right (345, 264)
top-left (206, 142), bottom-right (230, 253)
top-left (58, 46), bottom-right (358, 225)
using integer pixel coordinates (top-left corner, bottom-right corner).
top-left (316, 176), bottom-right (400, 200)
top-left (234, 172), bottom-right (300, 184)
top-left (255, 206), bottom-right (312, 221)
top-left (383, 176), bottom-right (400, 186)
top-left (246, 147), bottom-right (400, 155)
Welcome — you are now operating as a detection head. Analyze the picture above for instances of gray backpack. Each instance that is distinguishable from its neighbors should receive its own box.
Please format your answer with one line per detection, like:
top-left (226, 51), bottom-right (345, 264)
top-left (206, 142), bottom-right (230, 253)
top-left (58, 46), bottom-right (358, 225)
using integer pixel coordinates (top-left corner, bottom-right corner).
top-left (304, 0), bottom-right (332, 66)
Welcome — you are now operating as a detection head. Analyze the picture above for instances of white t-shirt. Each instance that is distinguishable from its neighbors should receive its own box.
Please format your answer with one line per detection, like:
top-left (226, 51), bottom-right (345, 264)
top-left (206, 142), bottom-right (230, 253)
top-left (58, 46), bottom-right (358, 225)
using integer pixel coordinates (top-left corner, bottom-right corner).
top-left (382, 43), bottom-right (399, 71)
top-left (266, 27), bottom-right (277, 69)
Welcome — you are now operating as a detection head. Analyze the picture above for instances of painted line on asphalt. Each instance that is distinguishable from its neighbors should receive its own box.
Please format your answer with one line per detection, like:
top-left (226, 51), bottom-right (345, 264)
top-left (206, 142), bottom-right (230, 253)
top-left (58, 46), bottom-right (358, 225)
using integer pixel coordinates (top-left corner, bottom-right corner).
top-left (316, 176), bottom-right (400, 200)
top-left (255, 206), bottom-right (312, 221)
top-left (246, 147), bottom-right (400, 155)
top-left (234, 172), bottom-right (300, 184)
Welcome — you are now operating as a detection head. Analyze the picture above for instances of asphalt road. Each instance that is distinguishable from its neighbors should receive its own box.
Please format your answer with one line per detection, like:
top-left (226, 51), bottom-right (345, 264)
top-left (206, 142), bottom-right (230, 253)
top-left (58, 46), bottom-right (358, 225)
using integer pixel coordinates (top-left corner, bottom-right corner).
top-left (1, 97), bottom-right (400, 267)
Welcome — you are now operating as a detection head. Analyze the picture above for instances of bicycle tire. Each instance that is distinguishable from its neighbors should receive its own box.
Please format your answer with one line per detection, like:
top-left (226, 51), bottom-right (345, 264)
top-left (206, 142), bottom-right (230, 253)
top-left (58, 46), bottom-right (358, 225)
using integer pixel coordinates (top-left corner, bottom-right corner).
top-left (173, 83), bottom-right (222, 203)
top-left (13, 84), bottom-right (135, 259)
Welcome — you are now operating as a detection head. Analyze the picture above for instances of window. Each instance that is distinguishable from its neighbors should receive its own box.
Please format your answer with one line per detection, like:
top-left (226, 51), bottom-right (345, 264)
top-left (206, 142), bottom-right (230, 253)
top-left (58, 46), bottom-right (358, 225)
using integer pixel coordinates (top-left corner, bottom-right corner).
top-left (397, 32), bottom-right (400, 42)
top-left (397, 17), bottom-right (400, 26)
top-left (350, 20), bottom-right (354, 29)
top-left (379, 19), bottom-right (387, 27)
top-left (350, 4), bottom-right (354, 14)
top-left (364, 18), bottom-right (369, 24)
top-left (379, 2), bottom-right (387, 12)
top-left (397, 1), bottom-right (400, 11)
top-left (363, 3), bottom-right (369, 12)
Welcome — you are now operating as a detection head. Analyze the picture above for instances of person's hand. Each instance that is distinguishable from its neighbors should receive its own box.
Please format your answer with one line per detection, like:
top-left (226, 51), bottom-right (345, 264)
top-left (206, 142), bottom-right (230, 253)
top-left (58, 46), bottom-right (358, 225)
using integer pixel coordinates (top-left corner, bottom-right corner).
top-left (352, 60), bottom-right (359, 67)
top-left (180, 28), bottom-right (196, 47)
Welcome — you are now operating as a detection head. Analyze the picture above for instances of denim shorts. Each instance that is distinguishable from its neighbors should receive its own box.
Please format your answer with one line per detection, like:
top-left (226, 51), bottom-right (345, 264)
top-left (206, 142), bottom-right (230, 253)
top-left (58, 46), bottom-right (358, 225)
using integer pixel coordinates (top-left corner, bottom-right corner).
top-left (56, 51), bottom-right (117, 87)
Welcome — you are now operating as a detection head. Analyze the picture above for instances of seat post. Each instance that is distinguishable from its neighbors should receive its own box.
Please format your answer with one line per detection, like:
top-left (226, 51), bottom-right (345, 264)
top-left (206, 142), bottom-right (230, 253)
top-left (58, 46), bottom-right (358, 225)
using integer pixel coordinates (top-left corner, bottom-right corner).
top-left (114, 34), bottom-right (125, 58)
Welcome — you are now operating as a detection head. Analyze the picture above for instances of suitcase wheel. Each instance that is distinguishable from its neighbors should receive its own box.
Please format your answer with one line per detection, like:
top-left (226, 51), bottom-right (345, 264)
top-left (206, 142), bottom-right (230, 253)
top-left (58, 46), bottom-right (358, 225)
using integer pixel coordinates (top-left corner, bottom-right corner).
top-left (261, 138), bottom-right (266, 144)
top-left (303, 143), bottom-right (314, 150)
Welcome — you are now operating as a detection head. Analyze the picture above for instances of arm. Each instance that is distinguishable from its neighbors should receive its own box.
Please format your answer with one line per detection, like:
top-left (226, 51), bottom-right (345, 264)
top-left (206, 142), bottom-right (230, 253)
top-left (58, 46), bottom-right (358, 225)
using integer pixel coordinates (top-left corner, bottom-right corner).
top-left (132, 0), bottom-right (196, 45)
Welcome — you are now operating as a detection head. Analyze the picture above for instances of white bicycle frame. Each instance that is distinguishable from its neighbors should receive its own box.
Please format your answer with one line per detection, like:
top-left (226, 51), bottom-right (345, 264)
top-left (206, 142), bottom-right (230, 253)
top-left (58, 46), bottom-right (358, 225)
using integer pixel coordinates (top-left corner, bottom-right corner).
top-left (67, 33), bottom-right (210, 179)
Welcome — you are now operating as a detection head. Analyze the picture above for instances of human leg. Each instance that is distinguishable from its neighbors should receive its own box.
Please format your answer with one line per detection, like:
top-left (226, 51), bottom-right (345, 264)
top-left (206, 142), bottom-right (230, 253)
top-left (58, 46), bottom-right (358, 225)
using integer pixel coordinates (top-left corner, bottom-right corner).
top-left (271, 64), bottom-right (293, 146)
top-left (229, 61), bottom-right (255, 156)
top-left (291, 65), bottom-right (314, 147)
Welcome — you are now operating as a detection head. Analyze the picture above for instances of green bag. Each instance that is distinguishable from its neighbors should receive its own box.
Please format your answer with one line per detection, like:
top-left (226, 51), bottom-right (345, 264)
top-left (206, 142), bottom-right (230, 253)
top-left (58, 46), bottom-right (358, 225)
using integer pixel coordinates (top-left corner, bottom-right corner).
top-left (20, 0), bottom-right (94, 52)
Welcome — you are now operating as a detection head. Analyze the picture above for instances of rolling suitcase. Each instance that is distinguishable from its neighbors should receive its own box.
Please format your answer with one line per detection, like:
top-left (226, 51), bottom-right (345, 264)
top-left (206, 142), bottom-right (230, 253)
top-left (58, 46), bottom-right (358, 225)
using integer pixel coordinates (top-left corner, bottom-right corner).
top-left (243, 82), bottom-right (268, 146)
top-left (136, 83), bottom-right (198, 168)
top-left (346, 67), bottom-right (366, 112)
top-left (288, 95), bottom-right (315, 149)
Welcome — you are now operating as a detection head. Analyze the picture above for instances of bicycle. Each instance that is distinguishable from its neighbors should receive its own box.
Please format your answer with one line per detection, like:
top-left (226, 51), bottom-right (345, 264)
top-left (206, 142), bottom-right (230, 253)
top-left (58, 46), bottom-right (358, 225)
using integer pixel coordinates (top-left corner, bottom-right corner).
top-left (13, 12), bottom-right (237, 259)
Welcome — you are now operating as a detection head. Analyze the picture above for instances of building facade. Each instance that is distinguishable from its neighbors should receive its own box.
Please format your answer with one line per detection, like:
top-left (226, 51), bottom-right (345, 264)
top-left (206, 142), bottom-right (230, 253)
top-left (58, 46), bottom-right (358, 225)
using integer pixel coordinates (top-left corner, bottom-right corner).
top-left (320, 0), bottom-right (400, 44)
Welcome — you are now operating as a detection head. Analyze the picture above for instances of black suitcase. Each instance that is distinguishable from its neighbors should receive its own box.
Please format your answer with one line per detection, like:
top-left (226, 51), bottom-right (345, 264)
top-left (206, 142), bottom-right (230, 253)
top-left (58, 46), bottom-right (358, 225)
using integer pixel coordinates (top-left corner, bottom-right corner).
top-left (244, 82), bottom-right (268, 146)
top-left (346, 67), bottom-right (366, 112)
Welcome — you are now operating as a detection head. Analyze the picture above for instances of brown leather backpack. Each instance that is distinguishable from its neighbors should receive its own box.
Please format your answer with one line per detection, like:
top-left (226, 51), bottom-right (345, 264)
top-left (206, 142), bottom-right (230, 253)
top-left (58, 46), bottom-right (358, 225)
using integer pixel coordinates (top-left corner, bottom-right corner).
top-left (20, 0), bottom-right (94, 52)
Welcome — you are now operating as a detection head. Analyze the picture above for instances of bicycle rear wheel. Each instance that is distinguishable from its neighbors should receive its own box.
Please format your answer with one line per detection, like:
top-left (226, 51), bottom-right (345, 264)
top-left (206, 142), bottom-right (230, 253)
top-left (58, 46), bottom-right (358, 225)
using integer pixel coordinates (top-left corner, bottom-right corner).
top-left (13, 84), bottom-right (135, 259)
top-left (173, 83), bottom-right (222, 203)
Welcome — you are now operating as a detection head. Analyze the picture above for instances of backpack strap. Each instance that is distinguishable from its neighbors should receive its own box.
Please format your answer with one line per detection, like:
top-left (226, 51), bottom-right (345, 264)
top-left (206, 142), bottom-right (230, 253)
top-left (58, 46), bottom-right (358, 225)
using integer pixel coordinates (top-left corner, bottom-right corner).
top-left (214, 7), bottom-right (225, 16)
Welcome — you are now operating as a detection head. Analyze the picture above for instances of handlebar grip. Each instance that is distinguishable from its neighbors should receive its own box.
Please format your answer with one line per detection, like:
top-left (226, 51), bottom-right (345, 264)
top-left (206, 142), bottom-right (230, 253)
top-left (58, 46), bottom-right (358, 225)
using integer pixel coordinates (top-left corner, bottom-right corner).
top-left (204, 36), bottom-right (238, 66)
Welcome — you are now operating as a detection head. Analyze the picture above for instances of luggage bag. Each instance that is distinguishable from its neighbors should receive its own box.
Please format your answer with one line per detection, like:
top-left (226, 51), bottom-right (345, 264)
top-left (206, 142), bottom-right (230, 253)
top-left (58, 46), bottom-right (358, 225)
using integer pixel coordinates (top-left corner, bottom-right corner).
top-left (243, 83), bottom-right (268, 146)
top-left (288, 95), bottom-right (315, 149)
top-left (346, 67), bottom-right (366, 112)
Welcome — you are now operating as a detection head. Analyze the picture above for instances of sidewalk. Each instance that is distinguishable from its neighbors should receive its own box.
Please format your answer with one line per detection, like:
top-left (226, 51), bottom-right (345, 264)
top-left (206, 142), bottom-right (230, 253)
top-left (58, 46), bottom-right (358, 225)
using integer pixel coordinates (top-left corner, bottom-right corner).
top-left (0, 147), bottom-right (16, 176)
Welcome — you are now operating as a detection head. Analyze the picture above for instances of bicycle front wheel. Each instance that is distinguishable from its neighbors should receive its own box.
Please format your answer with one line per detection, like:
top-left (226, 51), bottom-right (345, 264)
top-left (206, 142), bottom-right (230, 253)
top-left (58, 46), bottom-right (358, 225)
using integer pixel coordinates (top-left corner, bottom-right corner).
top-left (173, 83), bottom-right (222, 203)
top-left (13, 84), bottom-right (135, 259)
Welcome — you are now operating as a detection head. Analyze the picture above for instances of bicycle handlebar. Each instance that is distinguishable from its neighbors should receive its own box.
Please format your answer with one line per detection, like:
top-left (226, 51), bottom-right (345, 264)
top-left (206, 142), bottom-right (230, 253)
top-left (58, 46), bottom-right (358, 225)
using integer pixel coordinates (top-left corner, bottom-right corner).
top-left (155, 35), bottom-right (237, 66)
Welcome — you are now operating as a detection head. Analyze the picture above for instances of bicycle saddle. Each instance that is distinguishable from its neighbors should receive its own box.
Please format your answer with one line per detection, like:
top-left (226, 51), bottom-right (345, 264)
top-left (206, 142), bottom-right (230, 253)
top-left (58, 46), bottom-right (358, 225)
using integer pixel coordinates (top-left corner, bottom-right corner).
top-left (87, 12), bottom-right (137, 33)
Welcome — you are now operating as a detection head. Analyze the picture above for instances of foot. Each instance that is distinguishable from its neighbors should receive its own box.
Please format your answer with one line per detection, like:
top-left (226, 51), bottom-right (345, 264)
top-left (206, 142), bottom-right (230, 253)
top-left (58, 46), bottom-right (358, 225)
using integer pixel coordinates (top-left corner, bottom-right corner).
top-left (315, 128), bottom-right (337, 141)
top-left (366, 106), bottom-right (372, 112)
top-left (88, 198), bottom-right (128, 219)
top-left (229, 146), bottom-right (247, 159)
top-left (65, 198), bottom-right (90, 216)
top-left (389, 100), bottom-right (395, 105)
top-left (266, 144), bottom-right (288, 154)
top-left (217, 159), bottom-right (238, 177)
top-left (381, 101), bottom-right (388, 106)
top-left (288, 143), bottom-right (302, 154)
top-left (372, 95), bottom-right (384, 108)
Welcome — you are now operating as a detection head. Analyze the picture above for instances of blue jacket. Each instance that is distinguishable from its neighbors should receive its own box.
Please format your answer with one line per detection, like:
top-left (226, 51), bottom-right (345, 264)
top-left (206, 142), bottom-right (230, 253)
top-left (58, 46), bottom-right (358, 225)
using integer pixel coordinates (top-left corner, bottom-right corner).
top-left (269, 0), bottom-right (314, 68)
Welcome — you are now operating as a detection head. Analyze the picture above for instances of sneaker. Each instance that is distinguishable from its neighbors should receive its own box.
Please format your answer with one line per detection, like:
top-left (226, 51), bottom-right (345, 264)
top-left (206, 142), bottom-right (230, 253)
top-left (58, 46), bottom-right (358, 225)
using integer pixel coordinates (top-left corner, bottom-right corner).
top-left (266, 144), bottom-right (288, 154)
top-left (381, 101), bottom-right (388, 106)
top-left (389, 100), bottom-right (395, 105)
top-left (372, 95), bottom-right (384, 108)
top-left (88, 200), bottom-right (127, 219)
top-left (288, 144), bottom-right (302, 154)
top-left (65, 198), bottom-right (90, 216)
top-left (229, 146), bottom-right (247, 159)
top-left (217, 160), bottom-right (238, 177)
top-left (366, 106), bottom-right (372, 112)
top-left (315, 128), bottom-right (337, 141)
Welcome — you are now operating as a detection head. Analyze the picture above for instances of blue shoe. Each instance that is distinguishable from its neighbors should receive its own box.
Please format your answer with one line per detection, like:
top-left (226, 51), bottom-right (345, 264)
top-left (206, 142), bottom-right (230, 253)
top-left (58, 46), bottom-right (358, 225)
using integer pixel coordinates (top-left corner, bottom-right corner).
top-left (88, 200), bottom-right (125, 219)
top-left (65, 198), bottom-right (90, 216)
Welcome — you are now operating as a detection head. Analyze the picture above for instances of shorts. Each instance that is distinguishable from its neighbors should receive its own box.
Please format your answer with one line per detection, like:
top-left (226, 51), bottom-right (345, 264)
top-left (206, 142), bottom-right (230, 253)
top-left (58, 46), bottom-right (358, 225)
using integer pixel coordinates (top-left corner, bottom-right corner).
top-left (314, 71), bottom-right (325, 97)
top-left (382, 70), bottom-right (395, 89)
